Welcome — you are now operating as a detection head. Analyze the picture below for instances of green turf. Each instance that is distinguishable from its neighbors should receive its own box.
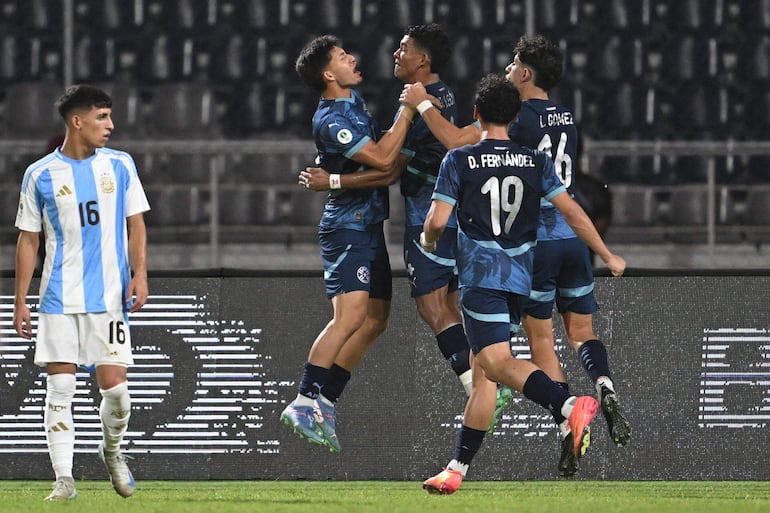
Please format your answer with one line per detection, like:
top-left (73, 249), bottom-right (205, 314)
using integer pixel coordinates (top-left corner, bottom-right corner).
top-left (0, 481), bottom-right (768, 513)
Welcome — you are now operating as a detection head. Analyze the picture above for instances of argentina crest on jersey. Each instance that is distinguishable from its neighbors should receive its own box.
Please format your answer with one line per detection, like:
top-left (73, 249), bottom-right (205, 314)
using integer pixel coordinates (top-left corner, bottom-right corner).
top-left (99, 170), bottom-right (116, 193)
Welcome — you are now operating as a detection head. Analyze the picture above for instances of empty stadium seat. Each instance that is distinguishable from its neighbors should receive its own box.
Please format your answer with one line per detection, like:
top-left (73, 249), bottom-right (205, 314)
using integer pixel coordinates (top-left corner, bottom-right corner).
top-left (742, 187), bottom-right (770, 243)
top-left (605, 185), bottom-right (665, 243)
top-left (667, 187), bottom-right (709, 226)
top-left (2, 81), bottom-right (62, 138)
top-left (19, 0), bottom-right (58, 31)
top-left (276, 188), bottom-right (326, 226)
top-left (94, 82), bottom-right (146, 138)
top-left (218, 187), bottom-right (273, 226)
top-left (0, 185), bottom-right (20, 225)
top-left (144, 186), bottom-right (208, 227)
top-left (147, 82), bottom-right (219, 137)
top-left (744, 188), bottom-right (770, 225)
top-left (610, 186), bottom-right (657, 227)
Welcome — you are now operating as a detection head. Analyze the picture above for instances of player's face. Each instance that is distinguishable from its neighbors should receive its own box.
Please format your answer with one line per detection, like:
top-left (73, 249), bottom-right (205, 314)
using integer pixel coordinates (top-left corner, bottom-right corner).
top-left (326, 46), bottom-right (362, 88)
top-left (393, 35), bottom-right (426, 83)
top-left (505, 53), bottom-right (529, 91)
top-left (76, 107), bottom-right (114, 148)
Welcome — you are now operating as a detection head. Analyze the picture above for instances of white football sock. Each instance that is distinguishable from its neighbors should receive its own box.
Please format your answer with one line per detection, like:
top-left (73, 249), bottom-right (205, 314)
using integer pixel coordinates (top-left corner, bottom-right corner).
top-left (596, 376), bottom-right (615, 395)
top-left (458, 370), bottom-right (473, 396)
top-left (99, 382), bottom-right (131, 454)
top-left (560, 396), bottom-right (577, 419)
top-left (446, 458), bottom-right (469, 477)
top-left (45, 373), bottom-right (77, 479)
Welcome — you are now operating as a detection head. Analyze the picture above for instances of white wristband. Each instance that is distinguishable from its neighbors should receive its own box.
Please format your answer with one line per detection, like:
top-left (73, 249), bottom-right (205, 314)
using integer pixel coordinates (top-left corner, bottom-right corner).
top-left (416, 100), bottom-right (434, 115)
top-left (420, 231), bottom-right (436, 249)
top-left (329, 174), bottom-right (342, 190)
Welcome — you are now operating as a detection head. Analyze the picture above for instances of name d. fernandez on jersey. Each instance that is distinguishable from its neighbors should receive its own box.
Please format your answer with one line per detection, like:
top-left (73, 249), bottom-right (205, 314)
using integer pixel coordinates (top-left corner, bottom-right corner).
top-left (467, 152), bottom-right (536, 169)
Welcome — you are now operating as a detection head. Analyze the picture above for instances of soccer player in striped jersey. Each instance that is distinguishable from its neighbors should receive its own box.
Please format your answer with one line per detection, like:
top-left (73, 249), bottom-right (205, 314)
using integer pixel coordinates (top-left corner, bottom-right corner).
top-left (280, 35), bottom-right (415, 453)
top-left (13, 85), bottom-right (150, 500)
top-left (420, 74), bottom-right (625, 494)
top-left (402, 35), bottom-right (631, 477)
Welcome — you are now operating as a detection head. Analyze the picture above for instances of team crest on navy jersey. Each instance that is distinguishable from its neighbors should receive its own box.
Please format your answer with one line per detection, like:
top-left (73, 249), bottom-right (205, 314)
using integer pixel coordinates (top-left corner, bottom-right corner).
top-left (336, 128), bottom-right (352, 144)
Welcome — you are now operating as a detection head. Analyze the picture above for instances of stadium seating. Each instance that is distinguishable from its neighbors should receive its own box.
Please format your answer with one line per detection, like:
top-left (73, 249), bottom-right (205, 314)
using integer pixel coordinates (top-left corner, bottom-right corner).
top-left (0, 0), bottom-right (767, 249)
top-left (1, 81), bottom-right (62, 138)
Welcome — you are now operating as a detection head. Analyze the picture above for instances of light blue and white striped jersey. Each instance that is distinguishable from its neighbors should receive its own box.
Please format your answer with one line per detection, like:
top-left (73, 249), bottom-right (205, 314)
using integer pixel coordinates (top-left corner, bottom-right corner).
top-left (15, 147), bottom-right (150, 314)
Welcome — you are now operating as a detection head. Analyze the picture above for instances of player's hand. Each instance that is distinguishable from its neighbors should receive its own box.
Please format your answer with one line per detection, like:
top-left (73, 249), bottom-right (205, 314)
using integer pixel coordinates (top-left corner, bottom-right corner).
top-left (299, 167), bottom-right (330, 191)
top-left (400, 83), bottom-right (442, 111)
top-left (419, 231), bottom-right (437, 252)
top-left (127, 275), bottom-right (148, 312)
top-left (400, 82), bottom-right (428, 109)
top-left (13, 303), bottom-right (32, 340)
top-left (604, 254), bottom-right (626, 277)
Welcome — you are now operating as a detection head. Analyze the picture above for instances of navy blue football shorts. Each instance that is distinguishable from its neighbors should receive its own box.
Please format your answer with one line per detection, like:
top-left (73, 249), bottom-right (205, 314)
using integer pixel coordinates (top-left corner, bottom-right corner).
top-left (460, 286), bottom-right (525, 355)
top-left (524, 237), bottom-right (599, 319)
top-left (319, 222), bottom-right (392, 301)
top-left (403, 225), bottom-right (459, 298)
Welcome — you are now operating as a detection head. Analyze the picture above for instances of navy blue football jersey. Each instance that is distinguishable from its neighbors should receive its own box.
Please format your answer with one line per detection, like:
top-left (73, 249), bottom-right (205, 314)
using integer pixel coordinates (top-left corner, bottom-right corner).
top-left (312, 89), bottom-right (389, 230)
top-left (509, 99), bottom-right (578, 240)
top-left (433, 138), bottom-right (565, 294)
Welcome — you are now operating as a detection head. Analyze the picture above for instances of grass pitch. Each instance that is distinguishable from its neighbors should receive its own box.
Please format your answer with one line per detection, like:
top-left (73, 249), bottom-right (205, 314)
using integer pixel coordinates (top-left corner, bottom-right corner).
top-left (0, 480), bottom-right (768, 513)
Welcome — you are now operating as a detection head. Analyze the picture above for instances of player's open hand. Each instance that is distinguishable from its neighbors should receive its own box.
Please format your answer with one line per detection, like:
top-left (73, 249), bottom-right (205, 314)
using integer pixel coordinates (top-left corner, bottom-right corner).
top-left (299, 167), bottom-right (330, 191)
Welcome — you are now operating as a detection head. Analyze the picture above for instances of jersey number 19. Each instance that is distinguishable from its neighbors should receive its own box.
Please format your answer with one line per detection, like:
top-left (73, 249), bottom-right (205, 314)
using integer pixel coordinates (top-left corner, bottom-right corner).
top-left (481, 175), bottom-right (523, 236)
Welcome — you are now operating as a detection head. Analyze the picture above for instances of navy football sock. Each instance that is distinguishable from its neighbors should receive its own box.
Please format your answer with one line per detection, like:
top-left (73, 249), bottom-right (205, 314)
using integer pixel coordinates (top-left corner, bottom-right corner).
top-left (298, 362), bottom-right (330, 400)
top-left (522, 370), bottom-right (571, 421)
top-left (436, 324), bottom-right (471, 376)
top-left (578, 339), bottom-right (611, 383)
top-left (454, 425), bottom-right (486, 466)
top-left (552, 381), bottom-right (569, 424)
top-left (322, 364), bottom-right (351, 403)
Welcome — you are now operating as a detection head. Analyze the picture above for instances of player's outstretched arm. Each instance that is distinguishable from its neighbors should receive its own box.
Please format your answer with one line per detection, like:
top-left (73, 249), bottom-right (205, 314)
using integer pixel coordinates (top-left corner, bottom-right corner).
top-left (351, 107), bottom-right (415, 170)
top-left (299, 154), bottom-right (409, 191)
top-left (400, 83), bottom-right (481, 150)
top-left (551, 192), bottom-right (626, 277)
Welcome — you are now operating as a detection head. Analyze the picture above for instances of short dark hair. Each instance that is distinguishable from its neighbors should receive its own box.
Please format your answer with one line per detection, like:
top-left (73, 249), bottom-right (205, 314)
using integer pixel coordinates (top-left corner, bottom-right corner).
top-left (475, 73), bottom-right (521, 125)
top-left (296, 34), bottom-right (340, 93)
top-left (55, 84), bottom-right (112, 120)
top-left (513, 35), bottom-right (563, 91)
top-left (406, 23), bottom-right (451, 74)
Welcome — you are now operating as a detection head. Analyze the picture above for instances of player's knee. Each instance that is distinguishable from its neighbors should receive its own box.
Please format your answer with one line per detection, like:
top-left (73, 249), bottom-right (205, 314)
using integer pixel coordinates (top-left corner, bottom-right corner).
top-left (46, 373), bottom-right (76, 404)
top-left (365, 314), bottom-right (389, 338)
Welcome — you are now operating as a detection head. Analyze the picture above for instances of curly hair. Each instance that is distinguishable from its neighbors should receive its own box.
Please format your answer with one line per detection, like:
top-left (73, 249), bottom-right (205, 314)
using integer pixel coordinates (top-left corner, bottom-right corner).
top-left (475, 73), bottom-right (521, 125)
top-left (513, 35), bottom-right (563, 91)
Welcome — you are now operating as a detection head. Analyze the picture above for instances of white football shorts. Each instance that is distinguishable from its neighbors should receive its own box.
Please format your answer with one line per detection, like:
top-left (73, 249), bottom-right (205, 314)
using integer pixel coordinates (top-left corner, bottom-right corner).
top-left (34, 311), bottom-right (134, 368)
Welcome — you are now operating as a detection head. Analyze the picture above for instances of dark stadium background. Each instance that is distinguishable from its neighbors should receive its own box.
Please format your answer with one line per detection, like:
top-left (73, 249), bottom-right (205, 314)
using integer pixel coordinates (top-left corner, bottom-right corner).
top-left (0, 0), bottom-right (768, 482)
top-left (0, 0), bottom-right (769, 269)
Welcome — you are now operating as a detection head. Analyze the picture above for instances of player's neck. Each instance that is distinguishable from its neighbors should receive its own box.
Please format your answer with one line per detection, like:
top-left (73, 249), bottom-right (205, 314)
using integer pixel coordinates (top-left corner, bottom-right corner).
top-left (478, 125), bottom-right (510, 141)
top-left (322, 83), bottom-right (353, 100)
top-left (520, 85), bottom-right (549, 101)
top-left (410, 72), bottom-right (440, 86)
top-left (59, 137), bottom-right (97, 161)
